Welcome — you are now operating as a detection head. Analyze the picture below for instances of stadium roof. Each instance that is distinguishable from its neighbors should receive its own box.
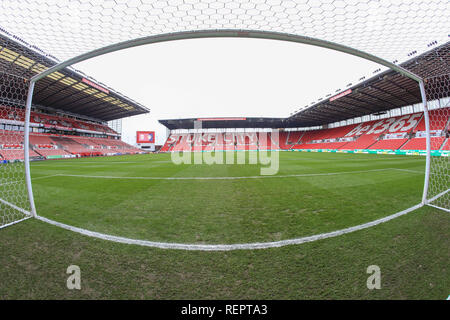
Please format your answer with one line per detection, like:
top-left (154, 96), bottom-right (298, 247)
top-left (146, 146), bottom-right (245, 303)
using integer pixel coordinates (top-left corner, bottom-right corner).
top-left (160, 41), bottom-right (449, 130)
top-left (159, 117), bottom-right (286, 130)
top-left (0, 29), bottom-right (150, 122)
top-left (288, 41), bottom-right (449, 127)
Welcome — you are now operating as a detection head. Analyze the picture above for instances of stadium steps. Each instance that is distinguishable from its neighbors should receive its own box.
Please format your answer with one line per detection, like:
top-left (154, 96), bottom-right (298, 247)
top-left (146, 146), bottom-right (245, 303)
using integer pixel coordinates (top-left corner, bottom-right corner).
top-left (336, 141), bottom-right (350, 150)
top-left (293, 131), bottom-right (305, 145)
top-left (411, 113), bottom-right (423, 132)
top-left (398, 138), bottom-right (411, 150)
top-left (400, 137), bottom-right (446, 150)
top-left (33, 148), bottom-right (71, 158)
top-left (366, 138), bottom-right (382, 150)
top-left (368, 138), bottom-right (409, 150)
top-left (439, 137), bottom-right (448, 150)
top-left (338, 134), bottom-right (379, 150)
top-left (50, 136), bottom-right (92, 154)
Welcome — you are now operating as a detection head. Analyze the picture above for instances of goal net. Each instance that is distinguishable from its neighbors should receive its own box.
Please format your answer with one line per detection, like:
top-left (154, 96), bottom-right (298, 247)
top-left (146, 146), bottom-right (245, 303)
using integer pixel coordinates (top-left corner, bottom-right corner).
top-left (427, 100), bottom-right (450, 211)
top-left (0, 54), bottom-right (33, 228)
top-left (419, 45), bottom-right (449, 211)
top-left (0, 0), bottom-right (448, 229)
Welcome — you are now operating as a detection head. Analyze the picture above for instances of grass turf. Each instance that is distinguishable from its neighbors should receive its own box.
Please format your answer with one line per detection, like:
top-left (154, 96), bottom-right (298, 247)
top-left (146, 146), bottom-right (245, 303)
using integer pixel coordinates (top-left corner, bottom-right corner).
top-left (0, 152), bottom-right (448, 299)
top-left (30, 152), bottom-right (426, 243)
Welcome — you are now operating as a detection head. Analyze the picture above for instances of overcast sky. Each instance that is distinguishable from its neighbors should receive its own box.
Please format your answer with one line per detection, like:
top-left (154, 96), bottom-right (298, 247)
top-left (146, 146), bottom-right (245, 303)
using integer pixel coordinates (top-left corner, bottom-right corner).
top-left (74, 38), bottom-right (383, 145)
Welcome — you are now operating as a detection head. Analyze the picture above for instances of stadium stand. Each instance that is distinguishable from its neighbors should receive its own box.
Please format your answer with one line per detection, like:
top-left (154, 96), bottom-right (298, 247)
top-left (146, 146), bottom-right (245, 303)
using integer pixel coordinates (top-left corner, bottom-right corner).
top-left (0, 105), bottom-right (143, 161)
top-left (401, 137), bottom-right (447, 151)
top-left (0, 105), bottom-right (118, 135)
top-left (286, 131), bottom-right (303, 145)
top-left (278, 131), bottom-right (292, 150)
top-left (160, 108), bottom-right (450, 152)
top-left (368, 138), bottom-right (409, 150)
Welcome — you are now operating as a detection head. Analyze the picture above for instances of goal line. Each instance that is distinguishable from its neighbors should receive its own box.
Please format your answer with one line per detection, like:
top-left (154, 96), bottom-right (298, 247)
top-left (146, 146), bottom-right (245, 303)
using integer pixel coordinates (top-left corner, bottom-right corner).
top-left (35, 203), bottom-right (423, 251)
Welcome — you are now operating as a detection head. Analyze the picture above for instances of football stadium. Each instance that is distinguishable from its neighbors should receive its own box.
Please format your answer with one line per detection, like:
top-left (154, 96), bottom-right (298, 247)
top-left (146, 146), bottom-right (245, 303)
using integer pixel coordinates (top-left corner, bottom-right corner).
top-left (0, 1), bottom-right (449, 302)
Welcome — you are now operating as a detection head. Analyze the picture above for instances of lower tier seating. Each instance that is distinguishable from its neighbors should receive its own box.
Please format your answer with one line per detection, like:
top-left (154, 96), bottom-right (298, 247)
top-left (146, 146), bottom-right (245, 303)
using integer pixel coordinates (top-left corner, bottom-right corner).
top-left (160, 107), bottom-right (449, 153)
top-left (0, 132), bottom-right (143, 161)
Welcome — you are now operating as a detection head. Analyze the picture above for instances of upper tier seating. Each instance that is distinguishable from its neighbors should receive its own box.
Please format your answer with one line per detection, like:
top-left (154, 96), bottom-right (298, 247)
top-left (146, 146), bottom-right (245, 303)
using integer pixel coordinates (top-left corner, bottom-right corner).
top-left (413, 109), bottom-right (449, 132)
top-left (160, 107), bottom-right (449, 153)
top-left (0, 105), bottom-right (119, 135)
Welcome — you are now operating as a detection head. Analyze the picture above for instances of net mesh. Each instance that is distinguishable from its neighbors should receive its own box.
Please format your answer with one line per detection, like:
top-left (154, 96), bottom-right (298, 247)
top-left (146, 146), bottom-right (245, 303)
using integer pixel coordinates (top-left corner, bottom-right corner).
top-left (0, 73), bottom-right (31, 227)
top-left (424, 77), bottom-right (449, 209)
top-left (0, 0), bottom-right (448, 63)
top-left (401, 43), bottom-right (449, 210)
top-left (0, 0), bottom-right (448, 229)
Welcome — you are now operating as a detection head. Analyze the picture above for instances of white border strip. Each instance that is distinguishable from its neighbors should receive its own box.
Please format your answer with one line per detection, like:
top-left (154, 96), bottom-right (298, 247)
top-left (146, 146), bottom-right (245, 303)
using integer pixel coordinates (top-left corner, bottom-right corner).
top-left (427, 188), bottom-right (450, 203)
top-left (426, 188), bottom-right (450, 212)
top-left (0, 196), bottom-right (31, 216)
top-left (427, 204), bottom-right (450, 213)
top-left (0, 216), bottom-right (32, 230)
top-left (35, 203), bottom-right (423, 251)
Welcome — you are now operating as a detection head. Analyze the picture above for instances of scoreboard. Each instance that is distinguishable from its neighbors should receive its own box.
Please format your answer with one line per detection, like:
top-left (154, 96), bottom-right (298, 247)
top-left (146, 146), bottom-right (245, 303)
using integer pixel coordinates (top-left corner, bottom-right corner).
top-left (137, 131), bottom-right (155, 144)
top-left (136, 131), bottom-right (155, 151)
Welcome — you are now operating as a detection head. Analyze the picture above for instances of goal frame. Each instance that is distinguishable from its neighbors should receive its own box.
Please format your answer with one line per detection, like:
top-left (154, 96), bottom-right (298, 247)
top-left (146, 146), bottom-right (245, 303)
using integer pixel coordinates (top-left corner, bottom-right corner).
top-left (21, 29), bottom-right (441, 223)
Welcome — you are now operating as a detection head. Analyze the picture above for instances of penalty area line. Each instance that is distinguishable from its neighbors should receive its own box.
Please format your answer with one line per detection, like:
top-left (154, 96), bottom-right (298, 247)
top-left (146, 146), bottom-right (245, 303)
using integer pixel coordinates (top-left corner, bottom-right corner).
top-left (31, 174), bottom-right (62, 181)
top-left (52, 168), bottom-right (399, 180)
top-left (390, 168), bottom-right (424, 174)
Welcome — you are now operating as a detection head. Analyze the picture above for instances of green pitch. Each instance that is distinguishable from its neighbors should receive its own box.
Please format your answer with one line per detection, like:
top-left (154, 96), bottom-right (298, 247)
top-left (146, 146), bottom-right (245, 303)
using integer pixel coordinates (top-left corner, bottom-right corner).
top-left (30, 152), bottom-right (427, 243)
top-left (0, 152), bottom-right (448, 299)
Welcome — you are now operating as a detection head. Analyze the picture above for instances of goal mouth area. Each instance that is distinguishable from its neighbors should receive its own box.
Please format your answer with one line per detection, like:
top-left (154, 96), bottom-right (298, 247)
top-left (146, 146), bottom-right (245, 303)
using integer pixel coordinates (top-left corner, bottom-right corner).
top-left (27, 153), bottom-right (428, 251)
top-left (1, 2), bottom-right (448, 232)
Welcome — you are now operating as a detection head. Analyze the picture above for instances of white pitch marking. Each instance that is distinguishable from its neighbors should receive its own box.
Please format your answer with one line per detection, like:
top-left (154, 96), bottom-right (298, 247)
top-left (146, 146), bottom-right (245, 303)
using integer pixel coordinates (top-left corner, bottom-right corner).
top-left (50, 168), bottom-right (423, 180)
top-left (35, 203), bottom-right (424, 251)
top-left (32, 174), bottom-right (62, 181)
top-left (0, 174), bottom-right (61, 187)
top-left (1, 168), bottom-right (420, 188)
top-left (391, 168), bottom-right (425, 174)
top-left (31, 161), bottom-right (160, 165)
top-left (285, 156), bottom-right (423, 162)
top-left (52, 168), bottom-right (398, 180)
